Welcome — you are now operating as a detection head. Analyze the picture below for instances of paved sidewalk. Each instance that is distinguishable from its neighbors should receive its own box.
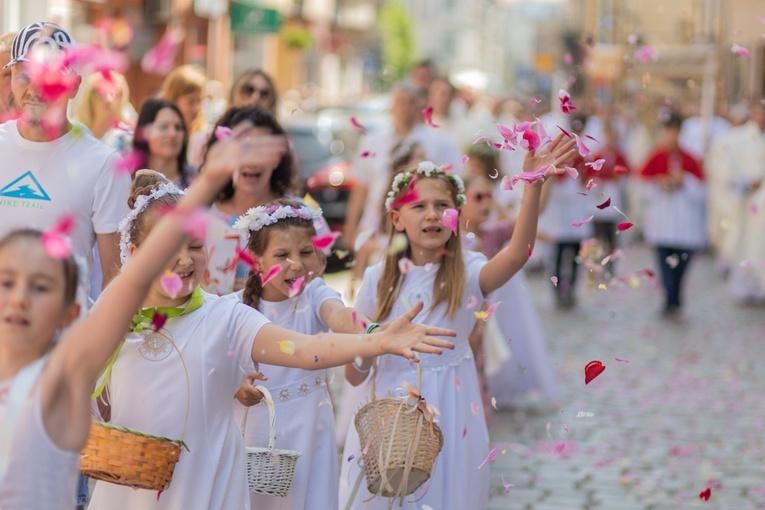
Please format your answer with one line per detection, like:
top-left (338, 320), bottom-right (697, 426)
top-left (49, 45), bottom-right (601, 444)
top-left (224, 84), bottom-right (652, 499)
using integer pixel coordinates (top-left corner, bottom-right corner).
top-left (486, 244), bottom-right (765, 510)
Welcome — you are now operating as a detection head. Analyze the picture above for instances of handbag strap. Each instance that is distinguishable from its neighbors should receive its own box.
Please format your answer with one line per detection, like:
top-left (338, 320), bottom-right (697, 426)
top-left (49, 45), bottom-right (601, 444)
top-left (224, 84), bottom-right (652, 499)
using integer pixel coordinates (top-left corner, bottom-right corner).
top-left (0, 356), bottom-right (48, 483)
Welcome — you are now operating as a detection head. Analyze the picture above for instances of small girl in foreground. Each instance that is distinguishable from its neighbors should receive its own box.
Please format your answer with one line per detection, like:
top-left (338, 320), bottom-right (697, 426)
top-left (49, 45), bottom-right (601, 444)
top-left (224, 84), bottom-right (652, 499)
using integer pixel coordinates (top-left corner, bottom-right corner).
top-left (339, 134), bottom-right (576, 510)
top-left (231, 199), bottom-right (371, 510)
top-left (89, 175), bottom-right (454, 510)
top-left (0, 124), bottom-right (279, 509)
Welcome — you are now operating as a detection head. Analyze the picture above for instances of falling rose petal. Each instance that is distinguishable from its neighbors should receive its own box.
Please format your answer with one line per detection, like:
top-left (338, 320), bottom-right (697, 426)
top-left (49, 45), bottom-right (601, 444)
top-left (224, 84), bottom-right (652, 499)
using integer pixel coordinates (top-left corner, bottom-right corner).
top-left (473, 136), bottom-right (493, 147)
top-left (634, 45), bottom-right (658, 63)
top-left (441, 209), bottom-right (459, 236)
top-left (278, 340), bottom-right (296, 355)
top-left (353, 228), bottom-right (374, 252)
top-left (551, 276), bottom-right (559, 287)
top-left (557, 125), bottom-right (573, 138)
top-left (398, 257), bottom-right (415, 274)
top-left (564, 53), bottom-right (574, 65)
top-left (558, 89), bottom-right (577, 115)
top-left (349, 116), bottom-right (366, 134)
top-left (740, 259), bottom-right (752, 268)
top-left (585, 179), bottom-right (597, 192)
top-left (160, 270), bottom-right (183, 298)
top-left (214, 126), bottom-right (233, 141)
top-left (455, 377), bottom-right (461, 390)
top-left (491, 397), bottom-right (498, 411)
top-left (422, 106), bottom-right (439, 128)
top-left (527, 244), bottom-right (532, 258)
top-left (500, 175), bottom-right (514, 191)
top-left (114, 150), bottom-right (145, 175)
top-left (617, 222), bottom-right (634, 231)
top-left (475, 301), bottom-right (501, 322)
top-left (501, 475), bottom-right (514, 494)
top-left (41, 213), bottom-right (75, 259)
top-left (151, 312), bottom-right (167, 331)
top-left (477, 448), bottom-right (497, 470)
top-left (496, 121), bottom-right (517, 141)
top-left (470, 402), bottom-right (480, 417)
top-left (572, 215), bottom-right (594, 227)
top-left (520, 129), bottom-right (541, 151)
top-left (586, 158), bottom-right (605, 171)
top-left (180, 209), bottom-right (209, 241)
top-left (141, 26), bottom-right (185, 75)
top-left (564, 166), bottom-right (579, 179)
top-left (360, 151), bottom-right (376, 158)
top-left (462, 425), bottom-right (467, 438)
top-left (596, 197), bottom-right (612, 209)
top-left (731, 43), bottom-right (751, 58)
top-left (261, 265), bottom-right (282, 285)
top-left (461, 154), bottom-right (470, 165)
top-left (312, 232), bottom-right (341, 255)
top-left (699, 487), bottom-right (711, 501)
top-left (234, 247), bottom-right (257, 271)
top-left (573, 134), bottom-right (591, 157)
top-left (466, 295), bottom-right (479, 310)
top-left (614, 357), bottom-right (630, 363)
top-left (387, 233), bottom-right (408, 255)
top-left (288, 276), bottom-right (306, 298)
top-left (516, 121), bottom-right (534, 132)
top-left (530, 98), bottom-right (541, 105)
top-left (440, 164), bottom-right (454, 172)
top-left (562, 423), bottom-right (569, 432)
top-left (584, 360), bottom-right (606, 384)
top-left (614, 165), bottom-right (629, 175)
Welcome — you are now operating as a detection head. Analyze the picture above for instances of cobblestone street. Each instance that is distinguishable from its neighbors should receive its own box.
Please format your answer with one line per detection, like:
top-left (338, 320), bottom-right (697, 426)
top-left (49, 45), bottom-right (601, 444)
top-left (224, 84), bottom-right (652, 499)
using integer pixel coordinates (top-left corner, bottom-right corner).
top-left (485, 244), bottom-right (765, 510)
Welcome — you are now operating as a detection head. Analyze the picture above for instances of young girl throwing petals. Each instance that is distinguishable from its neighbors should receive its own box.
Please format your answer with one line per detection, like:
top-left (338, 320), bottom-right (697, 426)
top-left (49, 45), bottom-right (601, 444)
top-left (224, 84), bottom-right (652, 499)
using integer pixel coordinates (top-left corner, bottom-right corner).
top-left (339, 134), bottom-right (576, 510)
top-left (88, 180), bottom-right (454, 509)
top-left (231, 199), bottom-right (372, 510)
top-left (0, 124), bottom-right (283, 510)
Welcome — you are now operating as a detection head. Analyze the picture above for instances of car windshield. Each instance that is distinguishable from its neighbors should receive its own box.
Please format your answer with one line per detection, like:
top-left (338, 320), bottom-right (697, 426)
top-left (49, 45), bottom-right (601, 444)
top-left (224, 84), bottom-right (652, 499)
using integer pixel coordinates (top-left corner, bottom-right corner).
top-left (289, 130), bottom-right (342, 178)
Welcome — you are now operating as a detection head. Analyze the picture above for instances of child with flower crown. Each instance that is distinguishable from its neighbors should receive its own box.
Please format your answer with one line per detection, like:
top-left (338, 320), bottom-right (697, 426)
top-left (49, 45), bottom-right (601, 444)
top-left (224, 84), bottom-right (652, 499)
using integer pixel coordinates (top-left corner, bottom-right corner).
top-left (339, 134), bottom-right (576, 510)
top-left (89, 171), bottom-right (454, 510)
top-left (229, 198), bottom-right (375, 510)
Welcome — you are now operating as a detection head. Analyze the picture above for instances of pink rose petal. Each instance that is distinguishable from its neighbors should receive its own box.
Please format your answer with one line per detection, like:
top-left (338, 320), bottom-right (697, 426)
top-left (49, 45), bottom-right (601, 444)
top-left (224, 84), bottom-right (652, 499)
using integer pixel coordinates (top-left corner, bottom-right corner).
top-left (614, 357), bottom-right (630, 363)
top-left (466, 295), bottom-right (479, 310)
top-left (565, 166), bottom-right (579, 179)
top-left (141, 26), bottom-right (184, 75)
top-left (732, 43), bottom-right (751, 58)
top-left (478, 447), bottom-right (497, 469)
top-left (398, 257), bottom-right (415, 274)
top-left (288, 276), bottom-right (305, 298)
top-left (558, 89), bottom-right (577, 115)
top-left (470, 402), bottom-right (480, 417)
top-left (261, 264), bottom-right (282, 285)
top-left (596, 197), bottom-right (612, 209)
top-left (41, 213), bottom-right (75, 259)
top-left (574, 134), bottom-right (591, 157)
top-left (573, 215), bottom-right (594, 227)
top-left (441, 208), bottom-right (459, 235)
top-left (349, 116), bottom-right (366, 134)
top-left (551, 276), bottom-right (558, 287)
top-left (422, 106), bottom-right (439, 128)
top-left (312, 232), bottom-right (341, 255)
top-left (586, 158), bottom-right (605, 171)
top-left (160, 270), bottom-right (183, 298)
top-left (617, 222), bottom-right (634, 231)
top-left (455, 377), bottom-right (461, 390)
top-left (214, 126), bottom-right (233, 141)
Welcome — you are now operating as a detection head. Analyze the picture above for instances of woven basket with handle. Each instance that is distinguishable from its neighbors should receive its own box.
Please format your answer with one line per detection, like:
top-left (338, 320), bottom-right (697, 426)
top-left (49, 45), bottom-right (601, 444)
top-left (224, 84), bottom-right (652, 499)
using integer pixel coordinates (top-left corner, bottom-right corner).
top-left (81, 332), bottom-right (190, 491)
top-left (243, 385), bottom-right (302, 496)
top-left (354, 362), bottom-right (444, 500)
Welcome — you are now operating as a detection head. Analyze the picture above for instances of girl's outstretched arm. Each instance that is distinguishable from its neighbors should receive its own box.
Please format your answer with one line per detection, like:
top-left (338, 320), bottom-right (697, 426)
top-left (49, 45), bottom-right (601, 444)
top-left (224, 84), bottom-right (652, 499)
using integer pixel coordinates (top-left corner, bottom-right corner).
top-left (316, 299), bottom-right (376, 385)
top-left (252, 301), bottom-right (455, 370)
top-left (479, 134), bottom-right (577, 295)
top-left (41, 129), bottom-right (287, 450)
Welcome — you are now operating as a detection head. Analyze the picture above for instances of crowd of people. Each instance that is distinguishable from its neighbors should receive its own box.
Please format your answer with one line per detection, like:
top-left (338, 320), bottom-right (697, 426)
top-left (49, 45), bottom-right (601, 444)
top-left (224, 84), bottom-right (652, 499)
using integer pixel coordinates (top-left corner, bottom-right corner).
top-left (0, 19), bottom-right (763, 510)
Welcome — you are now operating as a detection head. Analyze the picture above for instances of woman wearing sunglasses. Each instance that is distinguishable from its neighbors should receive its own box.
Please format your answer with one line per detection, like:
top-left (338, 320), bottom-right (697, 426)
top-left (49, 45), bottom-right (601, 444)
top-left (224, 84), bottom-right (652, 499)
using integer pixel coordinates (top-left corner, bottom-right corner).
top-left (230, 69), bottom-right (278, 115)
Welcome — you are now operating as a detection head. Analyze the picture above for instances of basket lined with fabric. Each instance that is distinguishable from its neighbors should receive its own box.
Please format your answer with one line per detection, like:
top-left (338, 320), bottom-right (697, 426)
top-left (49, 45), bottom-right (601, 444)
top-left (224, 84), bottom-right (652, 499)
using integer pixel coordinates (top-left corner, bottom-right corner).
top-left (242, 385), bottom-right (302, 496)
top-left (81, 329), bottom-right (191, 491)
top-left (80, 422), bottom-right (186, 491)
top-left (354, 362), bottom-right (444, 500)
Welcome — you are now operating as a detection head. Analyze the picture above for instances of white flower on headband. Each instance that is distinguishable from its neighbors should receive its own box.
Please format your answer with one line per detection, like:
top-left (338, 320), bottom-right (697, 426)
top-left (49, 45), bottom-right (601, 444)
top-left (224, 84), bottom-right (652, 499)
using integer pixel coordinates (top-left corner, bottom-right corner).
top-left (385, 161), bottom-right (466, 210)
top-left (233, 203), bottom-right (323, 239)
top-left (118, 182), bottom-right (185, 264)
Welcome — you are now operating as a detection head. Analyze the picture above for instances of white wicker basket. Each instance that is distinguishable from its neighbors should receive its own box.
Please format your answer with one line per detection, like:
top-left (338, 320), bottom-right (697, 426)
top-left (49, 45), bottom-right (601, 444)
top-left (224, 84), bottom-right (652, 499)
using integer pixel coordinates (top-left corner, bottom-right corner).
top-left (241, 385), bottom-right (302, 496)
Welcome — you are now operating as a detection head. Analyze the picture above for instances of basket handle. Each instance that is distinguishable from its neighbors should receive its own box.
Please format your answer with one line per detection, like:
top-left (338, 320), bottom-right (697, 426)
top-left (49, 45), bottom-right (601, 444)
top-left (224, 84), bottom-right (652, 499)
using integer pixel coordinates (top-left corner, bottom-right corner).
top-left (370, 355), bottom-right (422, 400)
top-left (239, 385), bottom-right (277, 450)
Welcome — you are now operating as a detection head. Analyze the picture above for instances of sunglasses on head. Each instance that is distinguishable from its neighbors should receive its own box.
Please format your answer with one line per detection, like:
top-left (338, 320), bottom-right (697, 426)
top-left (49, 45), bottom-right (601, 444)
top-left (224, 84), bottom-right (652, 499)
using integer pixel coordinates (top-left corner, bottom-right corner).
top-left (241, 83), bottom-right (271, 100)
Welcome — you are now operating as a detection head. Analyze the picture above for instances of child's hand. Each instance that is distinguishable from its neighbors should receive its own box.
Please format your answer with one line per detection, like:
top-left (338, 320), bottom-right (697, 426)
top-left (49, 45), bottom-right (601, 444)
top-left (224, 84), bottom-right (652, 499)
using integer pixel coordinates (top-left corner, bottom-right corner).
top-left (522, 133), bottom-right (578, 177)
top-left (234, 372), bottom-right (268, 407)
top-left (203, 124), bottom-right (287, 184)
top-left (378, 301), bottom-right (456, 360)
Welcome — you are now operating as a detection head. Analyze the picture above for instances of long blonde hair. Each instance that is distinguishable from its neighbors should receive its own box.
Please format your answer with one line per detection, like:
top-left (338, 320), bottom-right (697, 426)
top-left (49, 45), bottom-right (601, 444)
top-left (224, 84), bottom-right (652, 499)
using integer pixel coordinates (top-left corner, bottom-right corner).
top-left (373, 173), bottom-right (465, 322)
top-left (74, 71), bottom-right (131, 132)
top-left (160, 65), bottom-right (207, 133)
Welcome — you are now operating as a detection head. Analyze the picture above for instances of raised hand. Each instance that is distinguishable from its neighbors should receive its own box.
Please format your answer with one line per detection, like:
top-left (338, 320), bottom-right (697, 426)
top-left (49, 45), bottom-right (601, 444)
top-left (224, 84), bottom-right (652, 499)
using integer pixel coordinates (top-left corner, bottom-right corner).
top-left (202, 123), bottom-right (287, 185)
top-left (522, 133), bottom-right (578, 176)
top-left (234, 372), bottom-right (268, 407)
top-left (379, 301), bottom-right (456, 361)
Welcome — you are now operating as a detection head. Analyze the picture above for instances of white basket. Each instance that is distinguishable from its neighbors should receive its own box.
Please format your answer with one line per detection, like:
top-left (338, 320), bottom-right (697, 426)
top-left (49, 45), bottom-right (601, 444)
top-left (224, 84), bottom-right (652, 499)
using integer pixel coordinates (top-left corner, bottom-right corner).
top-left (241, 385), bottom-right (302, 496)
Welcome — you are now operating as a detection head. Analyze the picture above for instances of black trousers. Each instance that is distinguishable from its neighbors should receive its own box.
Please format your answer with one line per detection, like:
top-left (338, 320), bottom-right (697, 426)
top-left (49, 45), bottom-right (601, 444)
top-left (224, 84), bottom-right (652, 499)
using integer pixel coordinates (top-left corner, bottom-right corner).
top-left (554, 241), bottom-right (582, 293)
top-left (656, 246), bottom-right (694, 309)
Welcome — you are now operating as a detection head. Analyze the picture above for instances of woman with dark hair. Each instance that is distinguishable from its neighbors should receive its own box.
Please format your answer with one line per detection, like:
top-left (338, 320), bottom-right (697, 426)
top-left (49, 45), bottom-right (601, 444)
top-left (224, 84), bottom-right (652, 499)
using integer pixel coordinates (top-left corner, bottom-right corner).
top-left (202, 105), bottom-right (296, 292)
top-left (229, 69), bottom-right (279, 114)
top-left (133, 98), bottom-right (191, 188)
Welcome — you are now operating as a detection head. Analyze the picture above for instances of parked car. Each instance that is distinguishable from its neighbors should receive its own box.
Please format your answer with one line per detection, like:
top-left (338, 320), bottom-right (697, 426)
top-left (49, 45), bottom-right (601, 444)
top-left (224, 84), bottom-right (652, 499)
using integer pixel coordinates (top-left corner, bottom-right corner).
top-left (287, 123), bottom-right (357, 272)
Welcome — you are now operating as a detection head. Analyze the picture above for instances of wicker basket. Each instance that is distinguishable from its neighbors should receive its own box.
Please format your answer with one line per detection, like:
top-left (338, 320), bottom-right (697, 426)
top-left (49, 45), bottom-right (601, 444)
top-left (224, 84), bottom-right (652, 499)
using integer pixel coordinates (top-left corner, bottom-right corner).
top-left (243, 385), bottom-right (302, 496)
top-left (81, 422), bottom-right (185, 491)
top-left (354, 364), bottom-right (444, 498)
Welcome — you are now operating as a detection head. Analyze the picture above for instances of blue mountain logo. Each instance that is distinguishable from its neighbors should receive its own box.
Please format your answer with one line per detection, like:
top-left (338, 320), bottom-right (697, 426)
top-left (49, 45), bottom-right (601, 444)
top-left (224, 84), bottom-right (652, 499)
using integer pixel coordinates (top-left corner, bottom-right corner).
top-left (0, 171), bottom-right (51, 201)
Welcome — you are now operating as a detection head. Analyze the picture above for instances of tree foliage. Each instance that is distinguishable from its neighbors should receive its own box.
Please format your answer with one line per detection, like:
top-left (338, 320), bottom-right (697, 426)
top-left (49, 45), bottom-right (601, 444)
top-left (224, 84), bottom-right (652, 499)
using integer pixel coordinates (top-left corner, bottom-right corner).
top-left (378, 0), bottom-right (414, 81)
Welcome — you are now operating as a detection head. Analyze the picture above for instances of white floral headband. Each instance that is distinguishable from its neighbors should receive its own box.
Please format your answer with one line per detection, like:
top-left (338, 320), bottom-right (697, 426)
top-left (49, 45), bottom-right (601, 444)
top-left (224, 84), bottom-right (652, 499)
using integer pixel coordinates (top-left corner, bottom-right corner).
top-left (233, 203), bottom-right (323, 239)
top-left (385, 161), bottom-right (466, 210)
top-left (118, 181), bottom-right (185, 264)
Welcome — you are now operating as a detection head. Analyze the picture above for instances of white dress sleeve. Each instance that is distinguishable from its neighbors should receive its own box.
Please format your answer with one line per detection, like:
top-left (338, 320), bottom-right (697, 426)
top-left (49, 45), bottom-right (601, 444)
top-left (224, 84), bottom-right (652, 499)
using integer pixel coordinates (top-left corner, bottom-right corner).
top-left (464, 250), bottom-right (490, 300)
top-left (306, 278), bottom-right (343, 330)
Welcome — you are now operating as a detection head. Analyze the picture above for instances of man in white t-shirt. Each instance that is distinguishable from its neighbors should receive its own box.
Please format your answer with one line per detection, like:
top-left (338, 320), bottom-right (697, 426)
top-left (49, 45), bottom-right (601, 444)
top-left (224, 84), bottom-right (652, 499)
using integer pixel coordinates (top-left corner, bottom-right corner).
top-left (343, 82), bottom-right (461, 247)
top-left (0, 22), bottom-right (130, 307)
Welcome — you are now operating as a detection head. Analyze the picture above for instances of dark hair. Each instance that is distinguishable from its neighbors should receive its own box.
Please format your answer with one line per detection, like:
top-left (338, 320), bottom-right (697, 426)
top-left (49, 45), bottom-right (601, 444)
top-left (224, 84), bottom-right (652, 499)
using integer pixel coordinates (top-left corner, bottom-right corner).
top-left (663, 112), bottom-right (684, 129)
top-left (465, 144), bottom-right (502, 180)
top-left (230, 69), bottom-right (278, 113)
top-left (133, 98), bottom-right (190, 188)
top-left (202, 105), bottom-right (295, 202)
top-left (0, 229), bottom-right (79, 306)
top-left (241, 199), bottom-right (320, 310)
top-left (126, 170), bottom-right (182, 249)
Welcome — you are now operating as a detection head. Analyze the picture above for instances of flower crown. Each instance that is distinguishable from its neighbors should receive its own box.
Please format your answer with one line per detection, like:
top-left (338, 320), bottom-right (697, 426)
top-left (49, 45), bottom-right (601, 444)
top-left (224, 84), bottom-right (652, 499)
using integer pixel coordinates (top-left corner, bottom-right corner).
top-left (385, 161), bottom-right (466, 210)
top-left (233, 203), bottom-right (324, 239)
top-left (118, 181), bottom-right (185, 264)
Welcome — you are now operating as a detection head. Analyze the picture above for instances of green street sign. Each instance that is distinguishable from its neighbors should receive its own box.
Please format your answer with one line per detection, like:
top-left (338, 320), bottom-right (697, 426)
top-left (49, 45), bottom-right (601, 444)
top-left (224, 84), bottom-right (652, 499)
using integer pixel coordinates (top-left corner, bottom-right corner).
top-left (230, 1), bottom-right (282, 34)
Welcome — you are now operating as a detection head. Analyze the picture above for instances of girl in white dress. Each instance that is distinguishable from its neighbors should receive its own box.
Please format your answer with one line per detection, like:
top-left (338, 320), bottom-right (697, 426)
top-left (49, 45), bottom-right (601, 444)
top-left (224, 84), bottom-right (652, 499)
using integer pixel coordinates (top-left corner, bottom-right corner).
top-left (231, 199), bottom-right (372, 510)
top-left (0, 124), bottom-right (279, 510)
top-left (339, 134), bottom-right (577, 510)
top-left (88, 177), bottom-right (455, 510)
